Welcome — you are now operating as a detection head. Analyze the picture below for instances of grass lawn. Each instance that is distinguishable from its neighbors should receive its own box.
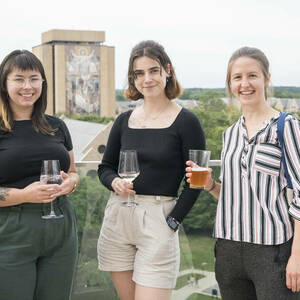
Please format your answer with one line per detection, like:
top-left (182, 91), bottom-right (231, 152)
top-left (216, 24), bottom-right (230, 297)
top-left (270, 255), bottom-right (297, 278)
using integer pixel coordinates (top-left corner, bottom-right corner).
top-left (187, 293), bottom-right (218, 300)
top-left (184, 234), bottom-right (216, 272)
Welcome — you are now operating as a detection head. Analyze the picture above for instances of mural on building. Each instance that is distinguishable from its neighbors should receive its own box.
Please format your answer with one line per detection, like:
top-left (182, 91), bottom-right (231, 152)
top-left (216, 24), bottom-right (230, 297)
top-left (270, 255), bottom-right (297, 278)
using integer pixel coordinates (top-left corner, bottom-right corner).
top-left (65, 45), bottom-right (100, 114)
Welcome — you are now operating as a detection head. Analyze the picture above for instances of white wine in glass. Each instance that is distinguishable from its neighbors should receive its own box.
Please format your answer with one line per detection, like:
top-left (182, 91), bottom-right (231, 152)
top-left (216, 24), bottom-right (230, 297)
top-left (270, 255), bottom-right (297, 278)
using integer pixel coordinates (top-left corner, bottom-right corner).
top-left (40, 160), bottom-right (64, 219)
top-left (118, 150), bottom-right (140, 207)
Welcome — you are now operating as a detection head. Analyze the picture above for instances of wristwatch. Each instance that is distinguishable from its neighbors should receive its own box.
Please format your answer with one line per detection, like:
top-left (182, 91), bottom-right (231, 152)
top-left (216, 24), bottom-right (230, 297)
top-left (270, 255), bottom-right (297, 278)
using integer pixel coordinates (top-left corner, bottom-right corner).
top-left (166, 216), bottom-right (180, 232)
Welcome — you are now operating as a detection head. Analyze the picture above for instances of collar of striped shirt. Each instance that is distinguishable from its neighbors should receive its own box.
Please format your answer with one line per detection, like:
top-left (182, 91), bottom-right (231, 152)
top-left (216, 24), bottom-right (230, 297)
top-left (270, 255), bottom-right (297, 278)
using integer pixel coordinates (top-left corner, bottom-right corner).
top-left (214, 114), bottom-right (300, 245)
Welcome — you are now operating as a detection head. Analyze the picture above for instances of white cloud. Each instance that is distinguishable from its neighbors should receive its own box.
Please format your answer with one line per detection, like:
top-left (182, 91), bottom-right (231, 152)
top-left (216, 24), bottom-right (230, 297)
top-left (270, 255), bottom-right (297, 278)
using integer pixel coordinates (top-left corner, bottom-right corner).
top-left (0, 0), bottom-right (299, 88)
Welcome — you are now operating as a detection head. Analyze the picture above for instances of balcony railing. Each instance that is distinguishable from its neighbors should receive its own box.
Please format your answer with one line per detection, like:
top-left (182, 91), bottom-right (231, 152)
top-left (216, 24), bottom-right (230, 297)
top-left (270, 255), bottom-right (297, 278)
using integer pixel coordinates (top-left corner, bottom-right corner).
top-left (71, 161), bottom-right (221, 300)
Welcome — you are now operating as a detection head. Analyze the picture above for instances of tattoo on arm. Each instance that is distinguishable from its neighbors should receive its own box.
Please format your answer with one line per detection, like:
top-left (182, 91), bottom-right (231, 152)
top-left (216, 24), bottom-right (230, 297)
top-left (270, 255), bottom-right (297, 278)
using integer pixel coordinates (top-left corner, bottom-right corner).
top-left (0, 188), bottom-right (10, 201)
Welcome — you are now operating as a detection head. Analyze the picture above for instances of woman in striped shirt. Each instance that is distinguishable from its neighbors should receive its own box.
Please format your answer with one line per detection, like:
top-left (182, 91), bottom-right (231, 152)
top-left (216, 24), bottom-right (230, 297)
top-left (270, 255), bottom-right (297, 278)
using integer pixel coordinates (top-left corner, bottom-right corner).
top-left (187, 47), bottom-right (300, 299)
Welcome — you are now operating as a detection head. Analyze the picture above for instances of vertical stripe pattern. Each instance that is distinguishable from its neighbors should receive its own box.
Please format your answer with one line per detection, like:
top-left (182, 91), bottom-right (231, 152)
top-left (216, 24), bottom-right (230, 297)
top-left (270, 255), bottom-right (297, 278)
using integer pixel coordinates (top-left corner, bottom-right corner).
top-left (214, 115), bottom-right (300, 245)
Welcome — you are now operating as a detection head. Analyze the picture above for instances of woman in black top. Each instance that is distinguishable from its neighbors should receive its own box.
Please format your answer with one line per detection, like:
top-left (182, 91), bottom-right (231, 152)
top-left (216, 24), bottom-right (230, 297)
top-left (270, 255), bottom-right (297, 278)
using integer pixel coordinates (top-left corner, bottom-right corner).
top-left (0, 50), bottom-right (79, 300)
top-left (97, 40), bottom-right (205, 300)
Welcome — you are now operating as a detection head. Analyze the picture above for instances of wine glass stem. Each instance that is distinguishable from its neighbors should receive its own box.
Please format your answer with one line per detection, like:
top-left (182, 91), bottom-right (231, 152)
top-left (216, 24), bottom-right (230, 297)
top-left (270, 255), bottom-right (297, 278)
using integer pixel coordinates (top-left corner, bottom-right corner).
top-left (50, 201), bottom-right (55, 215)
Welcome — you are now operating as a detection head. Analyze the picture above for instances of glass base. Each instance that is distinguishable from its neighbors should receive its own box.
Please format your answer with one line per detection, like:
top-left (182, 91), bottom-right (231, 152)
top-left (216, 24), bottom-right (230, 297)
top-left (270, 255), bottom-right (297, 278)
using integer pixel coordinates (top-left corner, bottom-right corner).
top-left (121, 202), bottom-right (138, 207)
top-left (189, 185), bottom-right (205, 189)
top-left (42, 213), bottom-right (64, 219)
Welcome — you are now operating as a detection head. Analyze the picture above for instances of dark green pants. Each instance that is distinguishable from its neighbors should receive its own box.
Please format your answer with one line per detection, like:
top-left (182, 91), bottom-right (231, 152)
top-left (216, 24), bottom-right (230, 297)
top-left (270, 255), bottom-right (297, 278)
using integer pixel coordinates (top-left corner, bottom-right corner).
top-left (0, 198), bottom-right (78, 300)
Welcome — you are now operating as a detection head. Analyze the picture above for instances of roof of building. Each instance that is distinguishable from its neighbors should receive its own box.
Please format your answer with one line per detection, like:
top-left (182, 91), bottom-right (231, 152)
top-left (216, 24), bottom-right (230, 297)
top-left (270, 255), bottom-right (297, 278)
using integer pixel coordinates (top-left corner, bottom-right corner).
top-left (61, 116), bottom-right (107, 161)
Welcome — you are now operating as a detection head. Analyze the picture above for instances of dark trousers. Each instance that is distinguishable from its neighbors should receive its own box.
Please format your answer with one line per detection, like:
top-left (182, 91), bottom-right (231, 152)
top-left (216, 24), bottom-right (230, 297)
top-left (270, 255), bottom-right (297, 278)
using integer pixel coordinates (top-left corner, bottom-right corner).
top-left (215, 238), bottom-right (299, 300)
top-left (0, 199), bottom-right (78, 300)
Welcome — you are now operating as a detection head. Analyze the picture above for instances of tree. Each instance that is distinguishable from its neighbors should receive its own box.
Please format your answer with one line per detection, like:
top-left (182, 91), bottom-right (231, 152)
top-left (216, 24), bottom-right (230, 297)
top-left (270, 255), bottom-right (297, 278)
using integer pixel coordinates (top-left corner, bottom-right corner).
top-left (182, 91), bottom-right (240, 233)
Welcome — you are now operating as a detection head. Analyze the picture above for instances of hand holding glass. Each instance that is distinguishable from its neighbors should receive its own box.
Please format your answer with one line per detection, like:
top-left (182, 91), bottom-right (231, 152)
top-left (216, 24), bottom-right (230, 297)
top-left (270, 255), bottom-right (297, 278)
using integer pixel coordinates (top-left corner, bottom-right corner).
top-left (40, 160), bottom-right (64, 219)
top-left (118, 150), bottom-right (140, 207)
top-left (189, 150), bottom-right (211, 189)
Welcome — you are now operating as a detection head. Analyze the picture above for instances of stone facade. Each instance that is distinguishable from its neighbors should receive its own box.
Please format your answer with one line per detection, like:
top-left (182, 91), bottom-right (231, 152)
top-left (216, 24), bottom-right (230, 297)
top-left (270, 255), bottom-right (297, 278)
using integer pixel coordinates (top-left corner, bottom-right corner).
top-left (33, 29), bottom-right (115, 118)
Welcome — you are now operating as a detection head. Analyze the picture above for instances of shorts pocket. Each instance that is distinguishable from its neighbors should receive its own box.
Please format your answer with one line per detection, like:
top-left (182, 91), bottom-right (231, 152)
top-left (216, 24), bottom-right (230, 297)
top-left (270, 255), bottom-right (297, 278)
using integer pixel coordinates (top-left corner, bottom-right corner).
top-left (161, 200), bottom-right (176, 219)
top-left (254, 143), bottom-right (281, 176)
top-left (103, 201), bottom-right (119, 224)
top-left (159, 201), bottom-right (177, 233)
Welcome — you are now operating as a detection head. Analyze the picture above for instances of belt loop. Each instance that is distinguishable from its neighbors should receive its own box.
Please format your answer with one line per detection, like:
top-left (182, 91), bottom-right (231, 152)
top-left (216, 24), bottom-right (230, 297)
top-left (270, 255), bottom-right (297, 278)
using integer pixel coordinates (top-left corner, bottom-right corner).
top-left (155, 196), bottom-right (161, 201)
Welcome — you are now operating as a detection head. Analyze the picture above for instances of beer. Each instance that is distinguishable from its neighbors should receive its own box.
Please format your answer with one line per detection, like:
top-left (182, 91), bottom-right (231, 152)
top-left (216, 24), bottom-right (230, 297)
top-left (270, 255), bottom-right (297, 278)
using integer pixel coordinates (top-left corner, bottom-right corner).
top-left (190, 167), bottom-right (209, 189)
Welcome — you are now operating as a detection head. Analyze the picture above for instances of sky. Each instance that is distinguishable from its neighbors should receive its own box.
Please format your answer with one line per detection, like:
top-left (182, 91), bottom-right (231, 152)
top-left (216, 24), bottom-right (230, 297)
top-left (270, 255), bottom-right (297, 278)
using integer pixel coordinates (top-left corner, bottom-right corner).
top-left (1, 0), bottom-right (300, 89)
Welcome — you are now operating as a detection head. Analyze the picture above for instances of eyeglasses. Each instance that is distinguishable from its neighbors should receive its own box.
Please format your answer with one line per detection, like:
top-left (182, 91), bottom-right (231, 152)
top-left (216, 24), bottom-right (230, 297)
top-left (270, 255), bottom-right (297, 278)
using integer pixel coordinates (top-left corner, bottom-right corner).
top-left (7, 78), bottom-right (44, 88)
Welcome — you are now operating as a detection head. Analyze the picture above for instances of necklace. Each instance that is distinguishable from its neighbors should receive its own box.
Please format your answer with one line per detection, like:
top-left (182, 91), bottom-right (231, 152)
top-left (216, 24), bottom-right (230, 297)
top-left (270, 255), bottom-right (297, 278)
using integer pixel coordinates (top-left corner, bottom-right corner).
top-left (129, 102), bottom-right (171, 129)
top-left (142, 102), bottom-right (170, 121)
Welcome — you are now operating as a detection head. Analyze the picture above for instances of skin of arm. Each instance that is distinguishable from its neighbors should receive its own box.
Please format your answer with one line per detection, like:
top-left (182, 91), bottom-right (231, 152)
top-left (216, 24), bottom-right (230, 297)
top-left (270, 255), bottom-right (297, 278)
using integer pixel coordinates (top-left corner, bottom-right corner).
top-left (282, 117), bottom-right (300, 292)
top-left (0, 182), bottom-right (61, 207)
top-left (0, 151), bottom-right (79, 206)
top-left (286, 219), bottom-right (300, 292)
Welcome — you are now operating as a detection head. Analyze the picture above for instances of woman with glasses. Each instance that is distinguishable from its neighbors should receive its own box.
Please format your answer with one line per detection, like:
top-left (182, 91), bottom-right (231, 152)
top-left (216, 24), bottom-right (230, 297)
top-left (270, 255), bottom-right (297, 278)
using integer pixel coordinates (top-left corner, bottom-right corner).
top-left (0, 50), bottom-right (79, 300)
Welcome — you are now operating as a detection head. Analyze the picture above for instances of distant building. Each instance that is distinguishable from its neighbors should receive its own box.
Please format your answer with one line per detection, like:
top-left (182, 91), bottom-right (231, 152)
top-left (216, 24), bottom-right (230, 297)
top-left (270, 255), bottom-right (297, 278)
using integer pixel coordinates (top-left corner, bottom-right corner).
top-left (116, 100), bottom-right (143, 114)
top-left (62, 116), bottom-right (113, 162)
top-left (116, 99), bottom-right (201, 113)
top-left (33, 29), bottom-right (115, 118)
top-left (268, 97), bottom-right (300, 112)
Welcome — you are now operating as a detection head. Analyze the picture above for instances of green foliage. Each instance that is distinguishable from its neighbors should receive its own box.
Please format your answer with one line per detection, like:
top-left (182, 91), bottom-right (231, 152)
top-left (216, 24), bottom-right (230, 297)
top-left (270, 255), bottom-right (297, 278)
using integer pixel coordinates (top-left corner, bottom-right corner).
top-left (178, 88), bottom-right (226, 100)
top-left (116, 89), bottom-right (127, 101)
top-left (68, 171), bottom-right (117, 298)
top-left (185, 234), bottom-right (216, 271)
top-left (191, 91), bottom-right (240, 160)
top-left (187, 293), bottom-right (218, 300)
top-left (273, 86), bottom-right (300, 98)
top-left (182, 91), bottom-right (240, 234)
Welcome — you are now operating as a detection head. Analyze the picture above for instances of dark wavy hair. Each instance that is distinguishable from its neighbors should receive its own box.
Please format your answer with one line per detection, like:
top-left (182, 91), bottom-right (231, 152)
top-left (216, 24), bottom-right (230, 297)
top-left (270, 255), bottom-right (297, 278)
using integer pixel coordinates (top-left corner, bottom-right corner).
top-left (226, 46), bottom-right (271, 102)
top-left (0, 50), bottom-right (54, 134)
top-left (124, 40), bottom-right (183, 100)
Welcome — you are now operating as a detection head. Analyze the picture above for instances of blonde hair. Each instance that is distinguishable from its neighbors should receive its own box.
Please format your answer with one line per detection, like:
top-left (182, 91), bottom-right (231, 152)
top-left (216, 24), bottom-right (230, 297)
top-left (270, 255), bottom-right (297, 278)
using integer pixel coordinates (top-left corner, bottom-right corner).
top-left (226, 47), bottom-right (270, 101)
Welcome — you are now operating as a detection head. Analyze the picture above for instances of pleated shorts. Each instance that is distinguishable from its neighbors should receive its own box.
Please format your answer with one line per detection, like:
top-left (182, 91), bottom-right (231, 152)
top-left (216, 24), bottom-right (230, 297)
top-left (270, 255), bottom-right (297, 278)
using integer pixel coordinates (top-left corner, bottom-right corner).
top-left (97, 192), bottom-right (180, 289)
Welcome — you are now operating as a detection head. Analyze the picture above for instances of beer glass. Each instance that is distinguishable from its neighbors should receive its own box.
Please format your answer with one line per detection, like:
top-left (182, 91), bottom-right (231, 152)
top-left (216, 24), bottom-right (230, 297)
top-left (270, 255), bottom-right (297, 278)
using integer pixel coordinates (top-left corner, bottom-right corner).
top-left (189, 150), bottom-right (211, 189)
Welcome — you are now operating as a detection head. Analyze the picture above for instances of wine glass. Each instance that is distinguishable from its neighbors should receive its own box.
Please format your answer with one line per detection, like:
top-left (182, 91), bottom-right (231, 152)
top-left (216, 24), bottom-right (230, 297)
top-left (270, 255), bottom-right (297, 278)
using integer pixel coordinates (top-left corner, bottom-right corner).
top-left (40, 160), bottom-right (64, 219)
top-left (118, 150), bottom-right (140, 207)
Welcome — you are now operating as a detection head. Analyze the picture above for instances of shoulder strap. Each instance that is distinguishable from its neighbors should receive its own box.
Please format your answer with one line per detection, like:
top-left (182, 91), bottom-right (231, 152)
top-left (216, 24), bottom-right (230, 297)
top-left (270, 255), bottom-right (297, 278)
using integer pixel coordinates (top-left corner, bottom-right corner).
top-left (277, 112), bottom-right (293, 188)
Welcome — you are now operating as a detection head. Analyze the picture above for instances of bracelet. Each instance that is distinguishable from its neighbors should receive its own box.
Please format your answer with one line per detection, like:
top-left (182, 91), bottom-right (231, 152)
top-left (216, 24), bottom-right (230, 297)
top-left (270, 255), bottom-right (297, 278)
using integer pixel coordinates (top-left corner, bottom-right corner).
top-left (206, 179), bottom-right (216, 192)
top-left (70, 182), bottom-right (77, 193)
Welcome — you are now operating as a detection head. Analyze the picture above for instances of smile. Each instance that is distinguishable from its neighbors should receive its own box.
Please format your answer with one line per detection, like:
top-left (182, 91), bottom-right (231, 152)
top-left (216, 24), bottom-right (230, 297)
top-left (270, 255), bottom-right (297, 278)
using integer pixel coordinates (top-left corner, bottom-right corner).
top-left (20, 93), bottom-right (34, 98)
top-left (143, 85), bottom-right (156, 89)
top-left (240, 91), bottom-right (255, 95)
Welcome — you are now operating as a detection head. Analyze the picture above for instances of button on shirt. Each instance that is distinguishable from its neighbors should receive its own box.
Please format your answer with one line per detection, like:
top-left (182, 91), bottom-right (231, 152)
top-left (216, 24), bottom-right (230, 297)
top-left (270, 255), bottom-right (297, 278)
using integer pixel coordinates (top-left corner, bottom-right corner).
top-left (214, 115), bottom-right (300, 245)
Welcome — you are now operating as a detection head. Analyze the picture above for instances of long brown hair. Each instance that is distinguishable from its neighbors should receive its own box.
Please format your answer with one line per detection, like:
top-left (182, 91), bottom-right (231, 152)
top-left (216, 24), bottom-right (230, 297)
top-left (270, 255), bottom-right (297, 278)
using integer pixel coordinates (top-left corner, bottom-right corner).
top-left (0, 50), bottom-right (54, 134)
top-left (124, 40), bottom-right (183, 100)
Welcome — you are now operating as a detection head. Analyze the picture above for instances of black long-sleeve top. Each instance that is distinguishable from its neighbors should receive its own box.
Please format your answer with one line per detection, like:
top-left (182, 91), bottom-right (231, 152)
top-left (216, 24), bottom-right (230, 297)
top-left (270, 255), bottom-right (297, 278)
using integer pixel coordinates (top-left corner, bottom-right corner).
top-left (98, 108), bottom-right (205, 222)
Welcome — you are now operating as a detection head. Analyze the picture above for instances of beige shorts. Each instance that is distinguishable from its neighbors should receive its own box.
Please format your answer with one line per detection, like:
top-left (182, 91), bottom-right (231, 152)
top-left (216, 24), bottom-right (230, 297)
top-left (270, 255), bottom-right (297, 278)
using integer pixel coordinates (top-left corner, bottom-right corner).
top-left (97, 192), bottom-right (180, 289)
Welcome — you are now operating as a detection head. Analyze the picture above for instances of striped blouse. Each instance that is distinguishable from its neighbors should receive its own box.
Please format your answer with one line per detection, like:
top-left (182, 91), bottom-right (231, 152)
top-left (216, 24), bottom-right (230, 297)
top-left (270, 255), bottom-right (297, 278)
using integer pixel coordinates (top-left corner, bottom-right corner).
top-left (213, 114), bottom-right (300, 245)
